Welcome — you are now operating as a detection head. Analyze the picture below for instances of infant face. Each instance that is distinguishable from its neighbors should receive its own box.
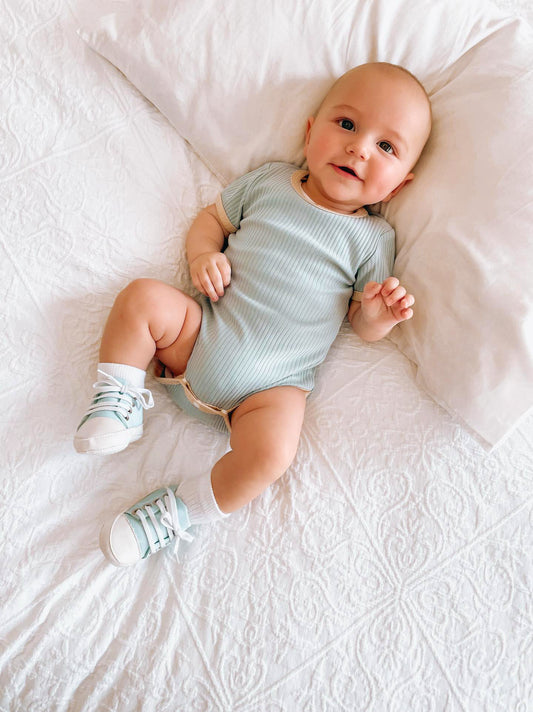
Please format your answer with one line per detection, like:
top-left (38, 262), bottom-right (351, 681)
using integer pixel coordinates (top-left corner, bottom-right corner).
top-left (303, 63), bottom-right (431, 213)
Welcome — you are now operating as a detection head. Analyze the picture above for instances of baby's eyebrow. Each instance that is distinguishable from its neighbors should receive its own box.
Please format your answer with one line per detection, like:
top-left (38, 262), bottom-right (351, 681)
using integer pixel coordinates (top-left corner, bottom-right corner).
top-left (331, 104), bottom-right (358, 114)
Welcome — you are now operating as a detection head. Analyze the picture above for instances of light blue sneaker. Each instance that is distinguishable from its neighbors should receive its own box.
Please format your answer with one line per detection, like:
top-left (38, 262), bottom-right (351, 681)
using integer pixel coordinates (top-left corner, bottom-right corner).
top-left (100, 486), bottom-right (193, 566)
top-left (74, 370), bottom-right (154, 455)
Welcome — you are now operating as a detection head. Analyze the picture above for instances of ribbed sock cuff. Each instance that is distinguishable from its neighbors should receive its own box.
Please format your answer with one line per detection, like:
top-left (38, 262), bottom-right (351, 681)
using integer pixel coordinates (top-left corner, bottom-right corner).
top-left (177, 471), bottom-right (228, 525)
top-left (98, 362), bottom-right (146, 388)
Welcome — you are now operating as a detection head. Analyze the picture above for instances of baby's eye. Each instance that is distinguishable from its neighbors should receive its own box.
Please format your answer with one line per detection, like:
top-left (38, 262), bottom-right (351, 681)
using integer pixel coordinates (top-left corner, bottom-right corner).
top-left (378, 141), bottom-right (394, 154)
top-left (338, 118), bottom-right (355, 131)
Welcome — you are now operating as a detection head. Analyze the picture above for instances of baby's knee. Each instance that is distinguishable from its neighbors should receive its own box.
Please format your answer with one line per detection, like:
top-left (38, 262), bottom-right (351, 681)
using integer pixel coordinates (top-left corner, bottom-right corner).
top-left (254, 435), bottom-right (299, 481)
top-left (231, 388), bottom-right (305, 481)
top-left (115, 278), bottom-right (163, 314)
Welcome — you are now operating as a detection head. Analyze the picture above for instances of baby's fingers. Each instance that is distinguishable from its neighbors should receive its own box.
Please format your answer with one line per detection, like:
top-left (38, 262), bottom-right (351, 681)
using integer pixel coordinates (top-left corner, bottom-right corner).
top-left (362, 281), bottom-right (383, 299)
top-left (380, 277), bottom-right (400, 299)
top-left (206, 264), bottom-right (227, 299)
top-left (392, 294), bottom-right (415, 321)
top-left (191, 264), bottom-right (219, 300)
top-left (192, 270), bottom-right (215, 300)
top-left (218, 256), bottom-right (232, 287)
top-left (384, 284), bottom-right (407, 307)
top-left (210, 256), bottom-right (232, 299)
top-left (190, 253), bottom-right (232, 301)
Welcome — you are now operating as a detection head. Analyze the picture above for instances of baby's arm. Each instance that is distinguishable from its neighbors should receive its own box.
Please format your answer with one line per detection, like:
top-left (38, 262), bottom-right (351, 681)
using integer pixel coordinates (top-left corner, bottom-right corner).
top-left (186, 204), bottom-right (232, 301)
top-left (348, 277), bottom-right (414, 342)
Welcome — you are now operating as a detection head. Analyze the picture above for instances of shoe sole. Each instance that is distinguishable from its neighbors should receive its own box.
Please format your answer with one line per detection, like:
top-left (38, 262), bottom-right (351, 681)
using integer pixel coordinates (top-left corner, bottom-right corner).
top-left (74, 425), bottom-right (143, 455)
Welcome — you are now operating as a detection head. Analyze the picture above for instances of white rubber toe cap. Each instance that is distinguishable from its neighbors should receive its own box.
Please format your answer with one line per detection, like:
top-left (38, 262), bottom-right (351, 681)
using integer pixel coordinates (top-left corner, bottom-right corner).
top-left (74, 417), bottom-right (142, 455)
top-left (100, 514), bottom-right (142, 566)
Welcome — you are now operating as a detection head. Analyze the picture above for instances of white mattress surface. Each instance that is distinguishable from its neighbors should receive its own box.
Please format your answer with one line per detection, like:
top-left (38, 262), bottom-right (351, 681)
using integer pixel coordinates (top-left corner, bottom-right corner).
top-left (1, 1), bottom-right (532, 710)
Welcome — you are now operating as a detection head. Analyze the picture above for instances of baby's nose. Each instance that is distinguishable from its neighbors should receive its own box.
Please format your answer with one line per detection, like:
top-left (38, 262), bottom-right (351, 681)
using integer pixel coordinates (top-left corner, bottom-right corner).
top-left (347, 139), bottom-right (370, 161)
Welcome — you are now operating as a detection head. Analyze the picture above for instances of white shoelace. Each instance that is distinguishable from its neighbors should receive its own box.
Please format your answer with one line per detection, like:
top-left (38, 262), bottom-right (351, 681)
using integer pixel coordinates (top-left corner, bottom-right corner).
top-left (84, 369), bottom-right (154, 420)
top-left (135, 488), bottom-right (193, 557)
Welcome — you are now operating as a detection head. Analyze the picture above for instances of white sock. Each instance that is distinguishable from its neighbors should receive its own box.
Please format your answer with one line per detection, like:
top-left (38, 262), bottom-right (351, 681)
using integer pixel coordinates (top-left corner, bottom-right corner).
top-left (98, 362), bottom-right (146, 388)
top-left (177, 471), bottom-right (229, 524)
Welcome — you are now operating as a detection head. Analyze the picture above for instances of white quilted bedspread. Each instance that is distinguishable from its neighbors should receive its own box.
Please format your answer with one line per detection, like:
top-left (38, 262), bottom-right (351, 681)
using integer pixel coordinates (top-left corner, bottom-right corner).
top-left (1, 1), bottom-right (532, 710)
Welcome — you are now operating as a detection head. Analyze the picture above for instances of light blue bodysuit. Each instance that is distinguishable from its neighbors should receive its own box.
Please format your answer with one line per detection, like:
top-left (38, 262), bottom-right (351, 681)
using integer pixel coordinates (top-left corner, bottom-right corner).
top-left (159, 162), bottom-right (395, 431)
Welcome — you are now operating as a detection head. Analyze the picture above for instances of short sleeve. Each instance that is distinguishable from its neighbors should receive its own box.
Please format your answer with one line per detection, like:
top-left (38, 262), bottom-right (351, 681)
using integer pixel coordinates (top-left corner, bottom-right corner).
top-left (215, 163), bottom-right (271, 233)
top-left (352, 226), bottom-right (396, 301)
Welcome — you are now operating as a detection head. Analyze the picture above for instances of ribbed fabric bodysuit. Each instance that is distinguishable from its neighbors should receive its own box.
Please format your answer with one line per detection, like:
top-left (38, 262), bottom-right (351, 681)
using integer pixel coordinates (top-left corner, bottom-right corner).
top-left (160, 162), bottom-right (395, 432)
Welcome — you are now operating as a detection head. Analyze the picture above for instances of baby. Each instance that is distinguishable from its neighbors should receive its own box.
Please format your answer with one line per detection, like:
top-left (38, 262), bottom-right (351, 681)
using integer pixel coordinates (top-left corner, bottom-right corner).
top-left (74, 62), bottom-right (432, 566)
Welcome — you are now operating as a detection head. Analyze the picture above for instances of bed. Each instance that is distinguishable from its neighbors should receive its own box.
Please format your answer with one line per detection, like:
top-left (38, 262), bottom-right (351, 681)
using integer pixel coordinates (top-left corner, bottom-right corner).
top-left (1, 0), bottom-right (532, 710)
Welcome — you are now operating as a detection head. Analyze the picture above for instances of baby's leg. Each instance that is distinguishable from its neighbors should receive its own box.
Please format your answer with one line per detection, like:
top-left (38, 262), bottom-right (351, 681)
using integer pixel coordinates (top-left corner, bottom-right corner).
top-left (210, 386), bottom-right (307, 512)
top-left (100, 278), bottom-right (202, 375)
top-left (75, 279), bottom-right (201, 455)
top-left (101, 386), bottom-right (307, 565)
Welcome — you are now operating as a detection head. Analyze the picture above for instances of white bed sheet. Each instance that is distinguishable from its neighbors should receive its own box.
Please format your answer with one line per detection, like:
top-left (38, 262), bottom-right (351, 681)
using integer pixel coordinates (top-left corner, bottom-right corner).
top-left (1, 1), bottom-right (532, 710)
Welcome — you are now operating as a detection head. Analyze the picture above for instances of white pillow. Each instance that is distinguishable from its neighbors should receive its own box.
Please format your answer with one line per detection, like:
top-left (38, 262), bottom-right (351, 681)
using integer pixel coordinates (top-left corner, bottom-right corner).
top-left (78, 0), bottom-right (533, 447)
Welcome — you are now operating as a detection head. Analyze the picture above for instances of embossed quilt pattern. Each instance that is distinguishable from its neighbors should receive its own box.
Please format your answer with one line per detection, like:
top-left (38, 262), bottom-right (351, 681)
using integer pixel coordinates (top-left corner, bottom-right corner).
top-left (0, 1), bottom-right (532, 710)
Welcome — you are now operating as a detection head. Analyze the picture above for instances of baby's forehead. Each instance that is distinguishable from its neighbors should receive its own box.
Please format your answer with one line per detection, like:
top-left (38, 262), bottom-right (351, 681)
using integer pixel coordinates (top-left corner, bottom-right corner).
top-left (330, 66), bottom-right (419, 103)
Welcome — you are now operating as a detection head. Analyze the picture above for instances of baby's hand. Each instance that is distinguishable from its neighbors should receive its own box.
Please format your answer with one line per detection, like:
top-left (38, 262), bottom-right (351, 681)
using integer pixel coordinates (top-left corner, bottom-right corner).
top-left (189, 251), bottom-right (231, 301)
top-left (362, 277), bottom-right (415, 326)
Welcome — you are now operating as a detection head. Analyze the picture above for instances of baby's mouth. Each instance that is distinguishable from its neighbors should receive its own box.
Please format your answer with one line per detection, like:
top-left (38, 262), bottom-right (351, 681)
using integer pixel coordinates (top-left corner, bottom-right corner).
top-left (333, 164), bottom-right (361, 180)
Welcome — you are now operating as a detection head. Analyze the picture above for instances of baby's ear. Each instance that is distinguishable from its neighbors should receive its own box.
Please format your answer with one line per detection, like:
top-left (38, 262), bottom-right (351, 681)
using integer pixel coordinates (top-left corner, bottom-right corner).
top-left (304, 117), bottom-right (315, 154)
top-left (381, 173), bottom-right (414, 203)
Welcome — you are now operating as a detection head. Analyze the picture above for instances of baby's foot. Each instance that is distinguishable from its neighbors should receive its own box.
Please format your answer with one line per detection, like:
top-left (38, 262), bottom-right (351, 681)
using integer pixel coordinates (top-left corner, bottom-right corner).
top-left (74, 370), bottom-right (154, 455)
top-left (100, 486), bottom-right (192, 566)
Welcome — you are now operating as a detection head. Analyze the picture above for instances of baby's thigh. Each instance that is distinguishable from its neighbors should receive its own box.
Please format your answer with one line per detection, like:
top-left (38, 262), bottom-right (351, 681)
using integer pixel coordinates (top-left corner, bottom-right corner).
top-left (230, 386), bottom-right (307, 471)
top-left (138, 280), bottom-right (201, 375)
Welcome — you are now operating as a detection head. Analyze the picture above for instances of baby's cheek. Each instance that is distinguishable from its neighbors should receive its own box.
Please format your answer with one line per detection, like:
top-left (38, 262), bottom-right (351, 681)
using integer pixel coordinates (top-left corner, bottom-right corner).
top-left (313, 134), bottom-right (334, 156)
